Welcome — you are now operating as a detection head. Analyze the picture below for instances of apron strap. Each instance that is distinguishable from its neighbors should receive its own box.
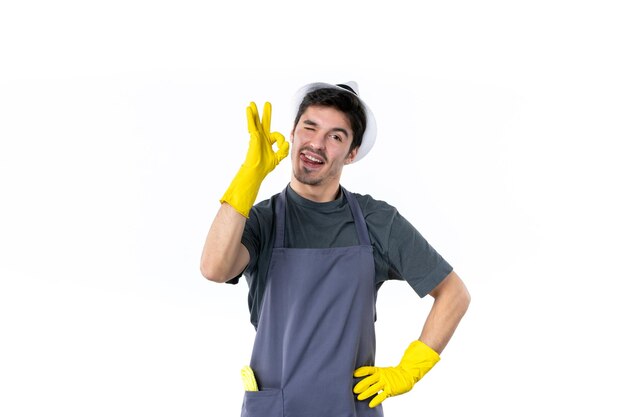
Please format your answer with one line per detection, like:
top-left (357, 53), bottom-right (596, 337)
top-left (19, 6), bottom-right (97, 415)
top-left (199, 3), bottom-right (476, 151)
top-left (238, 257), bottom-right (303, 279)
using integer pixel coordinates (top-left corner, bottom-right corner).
top-left (274, 185), bottom-right (372, 248)
top-left (274, 187), bottom-right (288, 248)
top-left (341, 186), bottom-right (372, 246)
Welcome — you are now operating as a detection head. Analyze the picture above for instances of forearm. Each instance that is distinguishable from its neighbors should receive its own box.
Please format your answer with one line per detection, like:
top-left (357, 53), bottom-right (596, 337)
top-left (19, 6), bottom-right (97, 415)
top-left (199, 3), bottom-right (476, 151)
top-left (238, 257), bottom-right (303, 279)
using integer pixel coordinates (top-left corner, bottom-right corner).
top-left (353, 274), bottom-right (469, 408)
top-left (200, 202), bottom-right (249, 283)
top-left (200, 102), bottom-right (287, 282)
top-left (419, 272), bottom-right (470, 354)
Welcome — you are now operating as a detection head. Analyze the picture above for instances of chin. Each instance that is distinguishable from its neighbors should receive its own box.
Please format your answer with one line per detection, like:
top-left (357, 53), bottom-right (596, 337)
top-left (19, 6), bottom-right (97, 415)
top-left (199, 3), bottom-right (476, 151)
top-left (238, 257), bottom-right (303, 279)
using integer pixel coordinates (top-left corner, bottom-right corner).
top-left (293, 169), bottom-right (323, 187)
top-left (295, 175), bottom-right (323, 187)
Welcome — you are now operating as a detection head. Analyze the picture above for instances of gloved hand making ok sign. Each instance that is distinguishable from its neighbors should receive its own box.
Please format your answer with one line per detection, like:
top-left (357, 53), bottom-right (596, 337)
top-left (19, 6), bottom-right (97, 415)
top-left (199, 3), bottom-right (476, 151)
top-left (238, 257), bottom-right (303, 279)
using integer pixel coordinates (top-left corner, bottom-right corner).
top-left (353, 340), bottom-right (440, 408)
top-left (220, 102), bottom-right (290, 217)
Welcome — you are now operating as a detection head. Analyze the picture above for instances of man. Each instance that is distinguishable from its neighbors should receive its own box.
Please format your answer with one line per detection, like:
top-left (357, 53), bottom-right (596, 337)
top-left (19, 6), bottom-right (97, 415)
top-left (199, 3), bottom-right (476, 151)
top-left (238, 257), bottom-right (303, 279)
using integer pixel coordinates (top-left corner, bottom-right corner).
top-left (200, 82), bottom-right (470, 417)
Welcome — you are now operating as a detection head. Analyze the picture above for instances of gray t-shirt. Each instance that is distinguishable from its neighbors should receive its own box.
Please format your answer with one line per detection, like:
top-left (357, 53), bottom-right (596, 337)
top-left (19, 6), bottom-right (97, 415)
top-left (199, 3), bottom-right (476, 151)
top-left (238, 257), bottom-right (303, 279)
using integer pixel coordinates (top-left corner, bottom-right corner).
top-left (230, 184), bottom-right (453, 328)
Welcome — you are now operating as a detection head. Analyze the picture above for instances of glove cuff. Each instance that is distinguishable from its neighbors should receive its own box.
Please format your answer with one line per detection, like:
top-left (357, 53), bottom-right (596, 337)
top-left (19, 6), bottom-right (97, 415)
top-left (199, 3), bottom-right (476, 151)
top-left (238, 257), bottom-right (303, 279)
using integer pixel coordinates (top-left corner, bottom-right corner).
top-left (399, 340), bottom-right (440, 383)
top-left (220, 165), bottom-right (264, 218)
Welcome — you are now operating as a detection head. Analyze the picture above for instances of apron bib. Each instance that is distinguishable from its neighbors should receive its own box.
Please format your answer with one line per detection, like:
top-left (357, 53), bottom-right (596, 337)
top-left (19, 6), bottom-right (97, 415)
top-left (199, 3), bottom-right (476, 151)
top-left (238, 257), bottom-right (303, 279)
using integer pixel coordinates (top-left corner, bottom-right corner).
top-left (241, 187), bottom-right (383, 417)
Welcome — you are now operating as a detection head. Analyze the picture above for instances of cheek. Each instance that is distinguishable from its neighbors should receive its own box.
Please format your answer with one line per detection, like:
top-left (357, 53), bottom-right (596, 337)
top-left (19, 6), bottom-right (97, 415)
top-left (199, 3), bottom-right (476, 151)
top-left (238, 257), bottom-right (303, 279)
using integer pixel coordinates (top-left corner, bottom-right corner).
top-left (291, 130), bottom-right (310, 146)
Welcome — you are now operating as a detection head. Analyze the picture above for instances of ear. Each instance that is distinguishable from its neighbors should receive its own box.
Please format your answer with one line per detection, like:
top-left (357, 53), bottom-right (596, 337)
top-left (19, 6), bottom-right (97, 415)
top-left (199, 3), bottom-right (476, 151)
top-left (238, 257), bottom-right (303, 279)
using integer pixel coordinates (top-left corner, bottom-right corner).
top-left (345, 147), bottom-right (359, 164)
top-left (290, 130), bottom-right (294, 143)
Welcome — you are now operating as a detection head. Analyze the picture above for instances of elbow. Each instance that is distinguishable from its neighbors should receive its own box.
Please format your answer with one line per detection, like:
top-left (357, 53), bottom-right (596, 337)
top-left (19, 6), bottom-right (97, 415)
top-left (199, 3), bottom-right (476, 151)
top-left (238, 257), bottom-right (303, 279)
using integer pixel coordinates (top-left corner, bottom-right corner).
top-left (436, 271), bottom-right (471, 316)
top-left (199, 243), bottom-right (248, 283)
top-left (460, 285), bottom-right (471, 315)
top-left (199, 259), bottom-right (231, 283)
top-left (454, 278), bottom-right (471, 317)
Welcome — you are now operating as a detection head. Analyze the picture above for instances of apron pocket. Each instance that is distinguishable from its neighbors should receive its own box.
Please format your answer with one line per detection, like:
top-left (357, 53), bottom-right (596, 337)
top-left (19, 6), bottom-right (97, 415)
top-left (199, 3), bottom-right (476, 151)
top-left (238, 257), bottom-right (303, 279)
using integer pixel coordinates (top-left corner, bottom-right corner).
top-left (241, 389), bottom-right (283, 417)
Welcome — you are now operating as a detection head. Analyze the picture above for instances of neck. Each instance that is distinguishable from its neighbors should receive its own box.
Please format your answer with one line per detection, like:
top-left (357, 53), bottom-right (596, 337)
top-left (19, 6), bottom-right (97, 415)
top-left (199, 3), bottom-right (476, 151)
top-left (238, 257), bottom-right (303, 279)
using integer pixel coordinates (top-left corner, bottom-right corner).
top-left (289, 177), bottom-right (341, 203)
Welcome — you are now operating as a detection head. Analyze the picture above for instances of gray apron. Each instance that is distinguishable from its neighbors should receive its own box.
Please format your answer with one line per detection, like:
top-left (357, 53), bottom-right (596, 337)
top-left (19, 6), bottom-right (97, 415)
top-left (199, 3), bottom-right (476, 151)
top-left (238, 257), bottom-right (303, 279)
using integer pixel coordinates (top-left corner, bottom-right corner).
top-left (241, 187), bottom-right (383, 417)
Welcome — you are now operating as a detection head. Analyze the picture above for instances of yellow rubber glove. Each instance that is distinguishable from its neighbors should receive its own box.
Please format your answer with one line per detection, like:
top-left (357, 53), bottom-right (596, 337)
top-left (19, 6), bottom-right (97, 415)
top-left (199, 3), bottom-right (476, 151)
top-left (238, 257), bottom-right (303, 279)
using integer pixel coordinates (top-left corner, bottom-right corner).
top-left (241, 365), bottom-right (259, 391)
top-left (353, 340), bottom-right (440, 408)
top-left (220, 102), bottom-right (289, 217)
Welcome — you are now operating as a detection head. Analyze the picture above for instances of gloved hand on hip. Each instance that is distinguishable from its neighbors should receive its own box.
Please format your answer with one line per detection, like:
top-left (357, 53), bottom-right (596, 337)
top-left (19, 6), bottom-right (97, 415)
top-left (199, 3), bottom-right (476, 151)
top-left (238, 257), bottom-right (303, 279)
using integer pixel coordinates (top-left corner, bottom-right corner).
top-left (220, 101), bottom-right (290, 217)
top-left (353, 340), bottom-right (440, 408)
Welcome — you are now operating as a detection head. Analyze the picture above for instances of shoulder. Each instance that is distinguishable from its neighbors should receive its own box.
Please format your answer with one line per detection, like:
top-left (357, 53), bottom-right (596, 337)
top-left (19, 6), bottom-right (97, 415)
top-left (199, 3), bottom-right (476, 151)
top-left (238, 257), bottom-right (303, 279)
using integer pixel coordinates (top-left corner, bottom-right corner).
top-left (349, 191), bottom-right (405, 240)
top-left (350, 190), bottom-right (423, 240)
top-left (351, 191), bottom-right (399, 219)
top-left (245, 192), bottom-right (281, 234)
top-left (250, 191), bottom-right (283, 217)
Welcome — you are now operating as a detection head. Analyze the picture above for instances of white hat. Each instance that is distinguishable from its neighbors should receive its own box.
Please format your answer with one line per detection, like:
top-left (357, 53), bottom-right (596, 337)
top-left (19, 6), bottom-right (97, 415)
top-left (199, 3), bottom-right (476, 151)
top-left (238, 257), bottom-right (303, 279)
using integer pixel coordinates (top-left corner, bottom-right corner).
top-left (290, 81), bottom-right (377, 163)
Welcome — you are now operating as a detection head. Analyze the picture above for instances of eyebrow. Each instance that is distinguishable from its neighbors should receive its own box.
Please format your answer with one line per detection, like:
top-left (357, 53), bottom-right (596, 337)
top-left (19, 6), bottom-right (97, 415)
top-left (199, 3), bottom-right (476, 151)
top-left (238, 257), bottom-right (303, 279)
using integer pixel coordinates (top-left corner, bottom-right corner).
top-left (302, 119), bottom-right (350, 137)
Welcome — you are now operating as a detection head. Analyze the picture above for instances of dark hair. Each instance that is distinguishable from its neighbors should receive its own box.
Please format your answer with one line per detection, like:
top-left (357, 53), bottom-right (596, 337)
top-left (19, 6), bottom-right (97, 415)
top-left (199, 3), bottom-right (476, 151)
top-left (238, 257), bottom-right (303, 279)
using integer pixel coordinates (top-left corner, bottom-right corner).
top-left (293, 86), bottom-right (367, 153)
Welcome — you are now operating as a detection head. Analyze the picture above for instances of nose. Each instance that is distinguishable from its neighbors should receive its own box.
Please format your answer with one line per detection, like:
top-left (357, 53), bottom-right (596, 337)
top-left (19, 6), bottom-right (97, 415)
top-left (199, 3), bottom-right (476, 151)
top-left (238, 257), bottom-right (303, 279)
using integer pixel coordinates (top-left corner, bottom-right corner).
top-left (307, 131), bottom-right (326, 150)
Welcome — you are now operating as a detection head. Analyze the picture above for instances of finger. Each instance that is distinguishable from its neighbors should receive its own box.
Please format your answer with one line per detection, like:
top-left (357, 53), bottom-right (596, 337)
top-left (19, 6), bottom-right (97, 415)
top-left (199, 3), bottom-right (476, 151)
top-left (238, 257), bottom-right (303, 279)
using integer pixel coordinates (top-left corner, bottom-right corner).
top-left (369, 391), bottom-right (388, 408)
top-left (247, 102), bottom-right (260, 134)
top-left (267, 128), bottom-right (280, 145)
top-left (261, 102), bottom-right (272, 134)
top-left (273, 133), bottom-right (290, 161)
top-left (353, 373), bottom-right (380, 394)
top-left (269, 131), bottom-right (285, 148)
top-left (357, 381), bottom-right (384, 400)
top-left (353, 366), bottom-right (376, 378)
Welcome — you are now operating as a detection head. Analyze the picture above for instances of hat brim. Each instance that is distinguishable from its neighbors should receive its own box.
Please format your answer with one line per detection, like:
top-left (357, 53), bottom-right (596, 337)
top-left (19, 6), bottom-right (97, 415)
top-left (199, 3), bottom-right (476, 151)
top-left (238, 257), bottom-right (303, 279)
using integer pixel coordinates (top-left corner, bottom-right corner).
top-left (290, 82), bottom-right (377, 163)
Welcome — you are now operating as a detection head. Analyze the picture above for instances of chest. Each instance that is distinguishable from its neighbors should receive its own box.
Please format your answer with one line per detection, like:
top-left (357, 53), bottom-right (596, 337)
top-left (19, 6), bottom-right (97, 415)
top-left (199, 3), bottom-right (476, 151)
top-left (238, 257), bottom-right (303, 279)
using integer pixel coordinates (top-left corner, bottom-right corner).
top-left (284, 204), bottom-right (360, 248)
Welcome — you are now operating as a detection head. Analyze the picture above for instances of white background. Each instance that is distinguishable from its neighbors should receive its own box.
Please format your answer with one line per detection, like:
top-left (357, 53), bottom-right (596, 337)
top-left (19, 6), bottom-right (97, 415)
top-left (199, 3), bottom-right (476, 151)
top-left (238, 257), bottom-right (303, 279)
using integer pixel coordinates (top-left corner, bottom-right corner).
top-left (1, 1), bottom-right (625, 415)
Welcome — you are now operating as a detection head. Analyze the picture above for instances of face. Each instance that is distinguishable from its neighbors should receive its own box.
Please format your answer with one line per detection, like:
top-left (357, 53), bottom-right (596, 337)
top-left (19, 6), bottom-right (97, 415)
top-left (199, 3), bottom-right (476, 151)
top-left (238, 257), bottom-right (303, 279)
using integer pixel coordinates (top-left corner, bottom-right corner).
top-left (290, 105), bottom-right (358, 188)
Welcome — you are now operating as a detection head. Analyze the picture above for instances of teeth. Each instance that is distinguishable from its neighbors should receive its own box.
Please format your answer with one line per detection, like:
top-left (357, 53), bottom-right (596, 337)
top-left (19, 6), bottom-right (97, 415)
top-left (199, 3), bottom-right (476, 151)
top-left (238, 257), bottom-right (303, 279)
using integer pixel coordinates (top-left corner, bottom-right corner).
top-left (304, 154), bottom-right (322, 163)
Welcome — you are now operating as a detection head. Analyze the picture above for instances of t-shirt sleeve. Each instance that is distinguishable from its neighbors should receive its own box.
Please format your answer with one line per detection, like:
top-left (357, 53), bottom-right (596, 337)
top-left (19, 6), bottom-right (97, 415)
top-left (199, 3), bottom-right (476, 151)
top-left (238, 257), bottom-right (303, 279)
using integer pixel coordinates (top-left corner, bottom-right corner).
top-left (386, 211), bottom-right (453, 297)
top-left (241, 209), bottom-right (261, 281)
top-left (236, 196), bottom-right (276, 286)
top-left (223, 205), bottom-right (262, 285)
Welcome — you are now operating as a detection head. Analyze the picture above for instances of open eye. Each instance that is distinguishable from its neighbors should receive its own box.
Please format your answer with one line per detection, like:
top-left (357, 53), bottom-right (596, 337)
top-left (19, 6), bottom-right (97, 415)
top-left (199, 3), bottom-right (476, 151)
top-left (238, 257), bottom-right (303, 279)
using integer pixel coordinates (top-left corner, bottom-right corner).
top-left (330, 134), bottom-right (343, 142)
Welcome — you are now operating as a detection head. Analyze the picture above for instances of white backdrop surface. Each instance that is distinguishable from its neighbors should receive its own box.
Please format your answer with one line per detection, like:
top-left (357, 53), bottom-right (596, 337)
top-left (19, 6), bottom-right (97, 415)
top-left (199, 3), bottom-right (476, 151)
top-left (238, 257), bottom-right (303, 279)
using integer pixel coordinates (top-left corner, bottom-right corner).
top-left (1, 1), bottom-right (625, 416)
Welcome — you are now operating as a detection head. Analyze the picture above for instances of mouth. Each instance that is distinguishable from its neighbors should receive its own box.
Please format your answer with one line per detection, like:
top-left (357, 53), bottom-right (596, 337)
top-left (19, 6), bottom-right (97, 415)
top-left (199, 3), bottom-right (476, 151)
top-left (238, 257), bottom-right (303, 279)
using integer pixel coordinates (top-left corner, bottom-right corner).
top-left (299, 150), bottom-right (325, 169)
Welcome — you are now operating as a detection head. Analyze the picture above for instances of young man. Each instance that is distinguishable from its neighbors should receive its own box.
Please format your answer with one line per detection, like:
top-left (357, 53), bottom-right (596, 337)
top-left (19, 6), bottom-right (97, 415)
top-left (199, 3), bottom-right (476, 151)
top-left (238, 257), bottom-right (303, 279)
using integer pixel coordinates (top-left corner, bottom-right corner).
top-left (200, 82), bottom-right (470, 417)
